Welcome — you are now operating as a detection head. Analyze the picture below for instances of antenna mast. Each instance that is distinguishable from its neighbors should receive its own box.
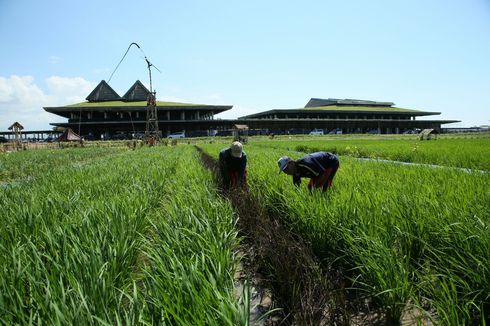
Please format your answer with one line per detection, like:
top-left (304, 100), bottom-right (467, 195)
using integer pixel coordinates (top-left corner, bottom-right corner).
top-left (108, 42), bottom-right (161, 143)
top-left (144, 57), bottom-right (160, 142)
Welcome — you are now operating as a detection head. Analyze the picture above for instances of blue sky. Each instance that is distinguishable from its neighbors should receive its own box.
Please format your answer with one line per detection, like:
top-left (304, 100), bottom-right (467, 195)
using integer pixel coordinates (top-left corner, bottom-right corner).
top-left (1, 0), bottom-right (489, 130)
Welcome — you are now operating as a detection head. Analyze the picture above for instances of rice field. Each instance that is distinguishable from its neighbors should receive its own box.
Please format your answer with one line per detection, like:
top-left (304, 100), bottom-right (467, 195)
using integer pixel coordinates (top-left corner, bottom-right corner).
top-left (252, 136), bottom-right (490, 170)
top-left (1, 135), bottom-right (489, 325)
top-left (1, 146), bottom-right (242, 324)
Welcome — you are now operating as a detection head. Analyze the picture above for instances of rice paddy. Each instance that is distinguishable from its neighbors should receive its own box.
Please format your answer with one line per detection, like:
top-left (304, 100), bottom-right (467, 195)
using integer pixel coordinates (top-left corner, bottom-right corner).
top-left (1, 135), bottom-right (488, 325)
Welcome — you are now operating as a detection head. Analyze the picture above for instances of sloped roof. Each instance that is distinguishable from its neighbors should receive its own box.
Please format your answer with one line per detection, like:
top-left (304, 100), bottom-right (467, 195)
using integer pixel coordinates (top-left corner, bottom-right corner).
top-left (8, 121), bottom-right (24, 130)
top-left (303, 105), bottom-right (420, 112)
top-left (233, 124), bottom-right (249, 130)
top-left (122, 80), bottom-right (151, 101)
top-left (86, 80), bottom-right (121, 102)
top-left (57, 128), bottom-right (81, 141)
top-left (419, 128), bottom-right (438, 135)
top-left (305, 98), bottom-right (394, 108)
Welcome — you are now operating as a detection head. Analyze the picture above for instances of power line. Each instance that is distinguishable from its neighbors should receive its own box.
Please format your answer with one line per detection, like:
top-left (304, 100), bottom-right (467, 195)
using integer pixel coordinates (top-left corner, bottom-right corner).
top-left (108, 42), bottom-right (144, 83)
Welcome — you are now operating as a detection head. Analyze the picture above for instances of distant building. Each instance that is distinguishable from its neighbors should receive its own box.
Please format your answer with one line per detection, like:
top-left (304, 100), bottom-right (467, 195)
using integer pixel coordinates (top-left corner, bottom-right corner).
top-left (237, 98), bottom-right (459, 134)
top-left (44, 80), bottom-right (233, 139)
top-left (44, 82), bottom-right (460, 138)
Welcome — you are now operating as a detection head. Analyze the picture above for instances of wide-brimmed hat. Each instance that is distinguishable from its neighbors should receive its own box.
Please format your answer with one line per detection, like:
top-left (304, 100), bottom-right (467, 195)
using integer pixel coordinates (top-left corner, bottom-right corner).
top-left (230, 141), bottom-right (243, 158)
top-left (277, 156), bottom-right (290, 173)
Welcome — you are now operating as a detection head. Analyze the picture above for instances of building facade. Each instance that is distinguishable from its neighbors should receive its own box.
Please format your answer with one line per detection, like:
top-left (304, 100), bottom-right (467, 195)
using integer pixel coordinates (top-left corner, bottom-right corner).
top-left (237, 98), bottom-right (459, 134)
top-left (44, 82), bottom-right (459, 138)
top-left (44, 80), bottom-right (233, 139)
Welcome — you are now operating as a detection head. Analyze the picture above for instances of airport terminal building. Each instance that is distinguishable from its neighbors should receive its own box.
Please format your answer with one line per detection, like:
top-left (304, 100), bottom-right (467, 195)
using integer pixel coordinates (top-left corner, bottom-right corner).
top-left (237, 98), bottom-right (459, 135)
top-left (44, 81), bottom-right (459, 138)
top-left (44, 80), bottom-right (234, 139)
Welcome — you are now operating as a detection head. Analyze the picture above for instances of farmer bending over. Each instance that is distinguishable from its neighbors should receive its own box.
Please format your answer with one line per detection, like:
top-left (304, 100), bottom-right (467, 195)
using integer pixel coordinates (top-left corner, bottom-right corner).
top-left (278, 152), bottom-right (339, 192)
top-left (219, 141), bottom-right (247, 189)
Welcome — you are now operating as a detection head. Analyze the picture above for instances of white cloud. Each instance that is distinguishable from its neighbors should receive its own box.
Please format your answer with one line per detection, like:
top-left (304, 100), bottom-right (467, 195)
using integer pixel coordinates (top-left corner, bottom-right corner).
top-left (0, 75), bottom-right (96, 131)
top-left (45, 76), bottom-right (96, 104)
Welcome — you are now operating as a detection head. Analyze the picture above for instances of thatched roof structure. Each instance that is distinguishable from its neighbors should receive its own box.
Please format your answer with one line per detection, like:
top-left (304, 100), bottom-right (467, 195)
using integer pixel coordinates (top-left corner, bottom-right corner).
top-left (122, 80), bottom-right (150, 101)
top-left (233, 124), bottom-right (249, 130)
top-left (8, 122), bottom-right (24, 130)
top-left (419, 128), bottom-right (438, 140)
top-left (86, 80), bottom-right (121, 102)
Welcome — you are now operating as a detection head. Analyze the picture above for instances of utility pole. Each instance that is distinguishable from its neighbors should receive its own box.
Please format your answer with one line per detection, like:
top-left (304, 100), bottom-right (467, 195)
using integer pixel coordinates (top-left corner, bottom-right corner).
top-left (145, 90), bottom-right (159, 141)
top-left (144, 57), bottom-right (160, 143)
top-left (107, 42), bottom-right (161, 143)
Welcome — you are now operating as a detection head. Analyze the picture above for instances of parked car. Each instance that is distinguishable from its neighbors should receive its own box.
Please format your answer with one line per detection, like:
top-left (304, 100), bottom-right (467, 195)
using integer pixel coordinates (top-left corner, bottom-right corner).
top-left (168, 131), bottom-right (185, 139)
top-left (328, 129), bottom-right (343, 135)
top-left (309, 129), bottom-right (324, 135)
top-left (131, 133), bottom-right (145, 140)
top-left (402, 129), bottom-right (417, 134)
top-left (84, 135), bottom-right (96, 141)
top-left (110, 133), bottom-right (129, 140)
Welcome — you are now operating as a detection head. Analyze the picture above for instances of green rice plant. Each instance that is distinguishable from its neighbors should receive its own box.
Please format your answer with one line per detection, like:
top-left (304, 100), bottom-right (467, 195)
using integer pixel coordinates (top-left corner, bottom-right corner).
top-left (0, 147), bottom-right (124, 182)
top-left (0, 147), bottom-right (169, 323)
top-left (138, 147), bottom-right (240, 324)
top-left (343, 229), bottom-right (413, 323)
top-left (3, 140), bottom-right (488, 323)
top-left (200, 142), bottom-right (490, 323)
top-left (416, 266), bottom-right (486, 325)
top-left (0, 146), bottom-right (242, 324)
top-left (252, 137), bottom-right (490, 170)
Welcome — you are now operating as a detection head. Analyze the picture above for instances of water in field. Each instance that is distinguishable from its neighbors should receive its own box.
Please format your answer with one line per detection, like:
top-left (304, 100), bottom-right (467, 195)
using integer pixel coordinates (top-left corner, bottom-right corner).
top-left (355, 157), bottom-right (489, 174)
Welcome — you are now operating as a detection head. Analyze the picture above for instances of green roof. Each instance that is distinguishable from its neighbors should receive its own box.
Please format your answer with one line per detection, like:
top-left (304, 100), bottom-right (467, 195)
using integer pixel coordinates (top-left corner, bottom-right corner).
top-left (303, 105), bottom-right (421, 112)
top-left (67, 100), bottom-right (203, 108)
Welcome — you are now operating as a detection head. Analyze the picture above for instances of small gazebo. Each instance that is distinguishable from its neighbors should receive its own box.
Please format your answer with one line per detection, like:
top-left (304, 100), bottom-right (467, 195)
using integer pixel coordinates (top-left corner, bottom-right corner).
top-left (419, 128), bottom-right (438, 140)
top-left (232, 124), bottom-right (249, 143)
top-left (8, 122), bottom-right (24, 144)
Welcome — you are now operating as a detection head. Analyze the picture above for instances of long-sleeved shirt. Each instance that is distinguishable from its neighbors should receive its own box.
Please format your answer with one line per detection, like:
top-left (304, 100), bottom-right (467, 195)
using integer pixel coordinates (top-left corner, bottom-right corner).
top-left (219, 148), bottom-right (247, 186)
top-left (293, 152), bottom-right (338, 183)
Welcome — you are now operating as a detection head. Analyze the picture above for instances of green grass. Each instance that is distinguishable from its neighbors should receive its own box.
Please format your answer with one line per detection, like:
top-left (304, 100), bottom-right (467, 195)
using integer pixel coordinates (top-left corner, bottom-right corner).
top-left (252, 137), bottom-right (490, 170)
top-left (201, 142), bottom-right (490, 324)
top-left (2, 138), bottom-right (488, 324)
top-left (0, 147), bottom-right (124, 182)
top-left (302, 105), bottom-right (423, 112)
top-left (0, 146), bottom-right (242, 324)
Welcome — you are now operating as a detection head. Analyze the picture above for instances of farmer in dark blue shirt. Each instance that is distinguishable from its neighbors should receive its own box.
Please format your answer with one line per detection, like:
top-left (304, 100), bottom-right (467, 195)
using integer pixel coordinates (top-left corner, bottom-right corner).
top-left (219, 142), bottom-right (247, 189)
top-left (278, 152), bottom-right (339, 192)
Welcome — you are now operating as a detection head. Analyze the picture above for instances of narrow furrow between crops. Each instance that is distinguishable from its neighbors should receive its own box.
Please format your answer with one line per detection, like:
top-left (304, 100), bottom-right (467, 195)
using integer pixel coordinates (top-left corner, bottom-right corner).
top-left (196, 146), bottom-right (347, 325)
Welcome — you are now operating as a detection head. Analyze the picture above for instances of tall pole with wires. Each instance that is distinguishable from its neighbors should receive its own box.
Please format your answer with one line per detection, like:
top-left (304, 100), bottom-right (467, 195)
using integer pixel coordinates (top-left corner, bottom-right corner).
top-left (144, 57), bottom-right (160, 142)
top-left (108, 42), bottom-right (161, 143)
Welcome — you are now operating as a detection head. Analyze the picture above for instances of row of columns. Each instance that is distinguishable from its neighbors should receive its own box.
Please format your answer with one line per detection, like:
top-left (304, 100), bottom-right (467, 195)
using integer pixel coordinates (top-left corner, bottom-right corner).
top-left (1, 132), bottom-right (60, 140)
top-left (71, 111), bottom-right (215, 121)
top-left (263, 115), bottom-right (415, 120)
